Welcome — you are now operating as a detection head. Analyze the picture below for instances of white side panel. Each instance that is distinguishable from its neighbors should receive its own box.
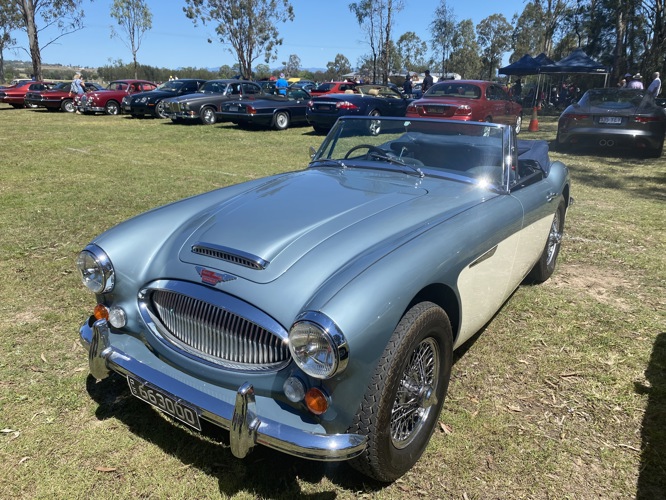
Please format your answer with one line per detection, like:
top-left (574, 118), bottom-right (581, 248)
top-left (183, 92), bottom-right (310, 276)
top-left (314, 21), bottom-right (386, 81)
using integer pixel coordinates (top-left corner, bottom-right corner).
top-left (455, 232), bottom-right (519, 348)
top-left (510, 213), bottom-right (554, 284)
top-left (454, 213), bottom-right (553, 349)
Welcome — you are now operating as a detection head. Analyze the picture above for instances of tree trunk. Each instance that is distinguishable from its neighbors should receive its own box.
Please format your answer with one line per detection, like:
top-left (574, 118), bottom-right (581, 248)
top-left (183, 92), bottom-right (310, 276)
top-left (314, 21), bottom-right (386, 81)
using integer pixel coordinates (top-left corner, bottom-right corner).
top-left (20, 0), bottom-right (42, 81)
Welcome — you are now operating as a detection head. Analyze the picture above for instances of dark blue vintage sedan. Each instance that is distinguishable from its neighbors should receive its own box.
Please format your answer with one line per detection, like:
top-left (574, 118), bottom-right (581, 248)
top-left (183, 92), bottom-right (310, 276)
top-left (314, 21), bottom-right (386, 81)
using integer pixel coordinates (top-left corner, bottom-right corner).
top-left (77, 117), bottom-right (571, 482)
top-left (306, 84), bottom-right (413, 133)
top-left (217, 88), bottom-right (311, 130)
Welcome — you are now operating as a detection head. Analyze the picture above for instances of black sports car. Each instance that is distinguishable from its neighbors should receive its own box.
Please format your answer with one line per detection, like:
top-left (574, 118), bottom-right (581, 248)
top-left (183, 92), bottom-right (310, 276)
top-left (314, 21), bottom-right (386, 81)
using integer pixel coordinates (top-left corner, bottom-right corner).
top-left (122, 79), bottom-right (206, 118)
top-left (557, 88), bottom-right (666, 157)
top-left (306, 84), bottom-right (413, 134)
top-left (217, 88), bottom-right (311, 130)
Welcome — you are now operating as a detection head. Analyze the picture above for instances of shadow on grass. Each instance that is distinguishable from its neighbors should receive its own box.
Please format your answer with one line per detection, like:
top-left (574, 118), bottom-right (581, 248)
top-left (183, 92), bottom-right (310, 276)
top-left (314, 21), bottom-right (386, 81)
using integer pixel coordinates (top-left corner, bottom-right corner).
top-left (86, 374), bottom-right (387, 498)
top-left (550, 140), bottom-right (666, 201)
top-left (635, 331), bottom-right (666, 499)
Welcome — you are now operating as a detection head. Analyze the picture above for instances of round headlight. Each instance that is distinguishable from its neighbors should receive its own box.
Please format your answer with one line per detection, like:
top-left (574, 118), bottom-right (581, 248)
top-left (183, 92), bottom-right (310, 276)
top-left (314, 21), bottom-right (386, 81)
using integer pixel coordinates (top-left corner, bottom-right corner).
top-left (288, 312), bottom-right (348, 379)
top-left (76, 244), bottom-right (115, 294)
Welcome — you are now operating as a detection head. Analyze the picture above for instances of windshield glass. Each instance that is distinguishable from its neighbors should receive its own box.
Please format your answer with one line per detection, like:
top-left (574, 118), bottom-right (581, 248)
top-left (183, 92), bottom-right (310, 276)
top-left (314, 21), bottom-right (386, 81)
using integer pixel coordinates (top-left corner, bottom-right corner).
top-left (312, 117), bottom-right (508, 187)
top-left (156, 80), bottom-right (184, 91)
top-left (198, 81), bottom-right (229, 93)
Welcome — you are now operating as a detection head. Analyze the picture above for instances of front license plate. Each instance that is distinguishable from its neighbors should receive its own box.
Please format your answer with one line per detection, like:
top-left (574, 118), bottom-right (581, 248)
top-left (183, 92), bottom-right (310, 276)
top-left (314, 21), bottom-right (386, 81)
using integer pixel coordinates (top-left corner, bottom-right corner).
top-left (599, 116), bottom-right (622, 124)
top-left (127, 376), bottom-right (202, 430)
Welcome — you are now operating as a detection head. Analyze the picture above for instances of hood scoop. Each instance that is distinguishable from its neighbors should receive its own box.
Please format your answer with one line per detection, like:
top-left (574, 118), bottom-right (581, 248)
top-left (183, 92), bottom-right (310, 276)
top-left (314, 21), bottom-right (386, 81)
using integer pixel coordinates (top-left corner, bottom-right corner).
top-left (191, 242), bottom-right (269, 270)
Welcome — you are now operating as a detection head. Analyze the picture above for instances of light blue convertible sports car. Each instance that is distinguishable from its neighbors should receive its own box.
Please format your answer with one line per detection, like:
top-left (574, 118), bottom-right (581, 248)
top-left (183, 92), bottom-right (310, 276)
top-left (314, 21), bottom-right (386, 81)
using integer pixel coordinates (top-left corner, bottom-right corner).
top-left (77, 116), bottom-right (572, 482)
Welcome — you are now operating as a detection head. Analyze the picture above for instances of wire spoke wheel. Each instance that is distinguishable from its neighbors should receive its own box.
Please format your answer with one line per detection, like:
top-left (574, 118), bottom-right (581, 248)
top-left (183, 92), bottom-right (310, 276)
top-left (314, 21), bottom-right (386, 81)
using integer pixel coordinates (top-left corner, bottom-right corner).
top-left (390, 337), bottom-right (439, 449)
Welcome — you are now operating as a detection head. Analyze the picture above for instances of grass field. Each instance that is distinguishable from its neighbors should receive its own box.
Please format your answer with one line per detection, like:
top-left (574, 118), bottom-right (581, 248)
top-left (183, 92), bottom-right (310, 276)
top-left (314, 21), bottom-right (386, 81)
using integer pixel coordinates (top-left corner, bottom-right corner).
top-left (1, 104), bottom-right (664, 499)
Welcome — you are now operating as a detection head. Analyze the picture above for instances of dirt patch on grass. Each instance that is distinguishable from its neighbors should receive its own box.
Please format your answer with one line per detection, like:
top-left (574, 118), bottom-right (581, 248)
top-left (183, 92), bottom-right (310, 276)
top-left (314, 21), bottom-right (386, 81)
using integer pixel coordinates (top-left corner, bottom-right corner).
top-left (552, 263), bottom-right (640, 312)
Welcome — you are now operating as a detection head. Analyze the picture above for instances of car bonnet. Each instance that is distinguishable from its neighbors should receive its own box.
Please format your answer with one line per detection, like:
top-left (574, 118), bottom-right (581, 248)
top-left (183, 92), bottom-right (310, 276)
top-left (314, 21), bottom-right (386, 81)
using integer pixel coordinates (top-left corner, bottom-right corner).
top-left (176, 168), bottom-right (479, 284)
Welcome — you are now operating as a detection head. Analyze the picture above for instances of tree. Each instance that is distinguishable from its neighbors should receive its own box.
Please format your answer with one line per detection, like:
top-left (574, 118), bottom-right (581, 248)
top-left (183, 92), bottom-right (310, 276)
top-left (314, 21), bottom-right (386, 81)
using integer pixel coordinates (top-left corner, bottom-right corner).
top-left (430, 0), bottom-right (456, 76)
top-left (325, 53), bottom-right (351, 80)
top-left (476, 13), bottom-right (513, 80)
top-left (184, 0), bottom-right (294, 80)
top-left (0, 2), bottom-right (21, 82)
top-left (284, 53), bottom-right (300, 76)
top-left (10, 0), bottom-right (85, 81)
top-left (349, 0), bottom-right (404, 84)
top-left (110, 0), bottom-right (152, 80)
top-left (449, 19), bottom-right (482, 78)
top-left (396, 31), bottom-right (427, 74)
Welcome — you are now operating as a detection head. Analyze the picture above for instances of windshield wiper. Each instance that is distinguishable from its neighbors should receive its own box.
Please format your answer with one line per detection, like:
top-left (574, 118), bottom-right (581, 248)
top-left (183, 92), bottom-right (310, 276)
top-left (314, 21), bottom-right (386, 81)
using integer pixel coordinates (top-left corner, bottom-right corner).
top-left (367, 152), bottom-right (424, 177)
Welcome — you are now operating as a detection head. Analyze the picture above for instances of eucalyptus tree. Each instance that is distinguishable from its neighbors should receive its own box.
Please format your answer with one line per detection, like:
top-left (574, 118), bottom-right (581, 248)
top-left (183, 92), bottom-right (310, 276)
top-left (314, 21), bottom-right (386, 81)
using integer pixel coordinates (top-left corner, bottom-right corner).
top-left (429, 0), bottom-right (456, 76)
top-left (184, 0), bottom-right (294, 80)
top-left (325, 53), bottom-right (351, 81)
top-left (349, 0), bottom-right (404, 84)
top-left (110, 0), bottom-right (152, 80)
top-left (284, 53), bottom-right (300, 76)
top-left (0, 1), bottom-right (22, 82)
top-left (476, 13), bottom-right (513, 80)
top-left (396, 31), bottom-right (427, 74)
top-left (10, 0), bottom-right (85, 81)
top-left (448, 19), bottom-right (482, 79)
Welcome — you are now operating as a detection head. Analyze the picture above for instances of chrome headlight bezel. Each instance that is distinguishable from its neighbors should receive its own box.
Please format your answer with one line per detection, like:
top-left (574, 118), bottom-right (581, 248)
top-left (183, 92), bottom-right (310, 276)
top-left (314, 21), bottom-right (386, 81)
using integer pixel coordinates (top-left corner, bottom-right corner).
top-left (76, 244), bottom-right (115, 294)
top-left (288, 311), bottom-right (349, 379)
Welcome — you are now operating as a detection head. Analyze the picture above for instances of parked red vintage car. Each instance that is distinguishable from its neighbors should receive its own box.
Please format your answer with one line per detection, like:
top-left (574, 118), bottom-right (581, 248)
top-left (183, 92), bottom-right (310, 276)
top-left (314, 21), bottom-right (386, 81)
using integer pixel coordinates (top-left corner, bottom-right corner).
top-left (406, 80), bottom-right (523, 133)
top-left (309, 81), bottom-right (358, 96)
top-left (0, 80), bottom-right (57, 108)
top-left (24, 82), bottom-right (104, 113)
top-left (78, 79), bottom-right (157, 115)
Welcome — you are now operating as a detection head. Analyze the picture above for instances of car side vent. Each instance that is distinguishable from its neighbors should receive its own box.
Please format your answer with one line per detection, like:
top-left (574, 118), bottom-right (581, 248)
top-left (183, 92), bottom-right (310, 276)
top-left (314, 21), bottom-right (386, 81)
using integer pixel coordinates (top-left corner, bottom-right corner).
top-left (191, 242), bottom-right (268, 270)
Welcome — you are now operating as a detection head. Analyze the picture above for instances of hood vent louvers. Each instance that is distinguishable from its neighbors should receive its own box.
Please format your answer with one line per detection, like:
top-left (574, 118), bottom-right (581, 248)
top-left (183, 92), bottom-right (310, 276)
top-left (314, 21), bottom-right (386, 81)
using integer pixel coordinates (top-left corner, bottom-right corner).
top-left (191, 242), bottom-right (268, 270)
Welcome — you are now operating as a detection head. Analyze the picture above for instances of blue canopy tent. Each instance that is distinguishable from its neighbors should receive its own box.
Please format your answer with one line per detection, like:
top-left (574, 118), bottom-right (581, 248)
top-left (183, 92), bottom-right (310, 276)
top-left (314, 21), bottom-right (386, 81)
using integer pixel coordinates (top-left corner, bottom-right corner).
top-left (540, 48), bottom-right (610, 86)
top-left (498, 54), bottom-right (542, 76)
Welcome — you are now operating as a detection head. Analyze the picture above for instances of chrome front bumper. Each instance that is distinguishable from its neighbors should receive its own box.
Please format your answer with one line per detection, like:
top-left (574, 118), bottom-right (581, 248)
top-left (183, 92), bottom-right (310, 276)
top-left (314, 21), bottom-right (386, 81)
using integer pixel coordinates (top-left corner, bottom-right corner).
top-left (80, 319), bottom-right (366, 461)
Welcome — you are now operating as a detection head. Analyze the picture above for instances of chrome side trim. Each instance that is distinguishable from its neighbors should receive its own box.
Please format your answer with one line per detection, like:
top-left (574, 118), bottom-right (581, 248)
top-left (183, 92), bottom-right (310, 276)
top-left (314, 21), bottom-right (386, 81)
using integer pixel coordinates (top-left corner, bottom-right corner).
top-left (80, 319), bottom-right (367, 461)
top-left (468, 245), bottom-right (498, 268)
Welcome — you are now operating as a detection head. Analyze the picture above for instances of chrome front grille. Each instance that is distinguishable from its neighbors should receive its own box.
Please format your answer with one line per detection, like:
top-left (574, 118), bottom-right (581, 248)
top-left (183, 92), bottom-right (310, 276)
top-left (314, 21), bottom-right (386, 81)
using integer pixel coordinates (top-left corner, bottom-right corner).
top-left (149, 288), bottom-right (289, 371)
top-left (166, 101), bottom-right (181, 113)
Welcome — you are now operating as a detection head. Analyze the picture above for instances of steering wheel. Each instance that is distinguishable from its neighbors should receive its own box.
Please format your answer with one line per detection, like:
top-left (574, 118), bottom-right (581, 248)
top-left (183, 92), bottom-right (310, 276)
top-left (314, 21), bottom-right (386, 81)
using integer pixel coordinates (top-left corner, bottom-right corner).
top-left (344, 144), bottom-right (387, 160)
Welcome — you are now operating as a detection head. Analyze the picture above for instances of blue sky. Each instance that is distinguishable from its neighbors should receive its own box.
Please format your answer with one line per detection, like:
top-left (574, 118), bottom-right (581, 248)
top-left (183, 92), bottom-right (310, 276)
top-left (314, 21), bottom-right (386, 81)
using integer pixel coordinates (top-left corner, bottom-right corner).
top-left (9, 0), bottom-right (528, 70)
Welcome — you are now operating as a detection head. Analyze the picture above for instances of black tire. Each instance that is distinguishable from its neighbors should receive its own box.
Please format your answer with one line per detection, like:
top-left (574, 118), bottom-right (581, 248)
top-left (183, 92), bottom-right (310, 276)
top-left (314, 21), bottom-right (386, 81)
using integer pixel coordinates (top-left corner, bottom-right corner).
top-left (154, 100), bottom-right (168, 119)
top-left (349, 301), bottom-right (453, 482)
top-left (61, 99), bottom-right (75, 113)
top-left (526, 200), bottom-right (565, 283)
top-left (645, 142), bottom-right (663, 158)
top-left (273, 111), bottom-right (290, 130)
top-left (105, 100), bottom-right (120, 115)
top-left (199, 106), bottom-right (217, 125)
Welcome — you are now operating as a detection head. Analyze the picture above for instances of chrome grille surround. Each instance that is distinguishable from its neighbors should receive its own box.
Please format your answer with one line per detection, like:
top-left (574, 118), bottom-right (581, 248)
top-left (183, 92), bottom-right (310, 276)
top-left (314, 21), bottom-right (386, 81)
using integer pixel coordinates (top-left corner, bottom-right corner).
top-left (191, 242), bottom-right (269, 270)
top-left (139, 280), bottom-right (290, 372)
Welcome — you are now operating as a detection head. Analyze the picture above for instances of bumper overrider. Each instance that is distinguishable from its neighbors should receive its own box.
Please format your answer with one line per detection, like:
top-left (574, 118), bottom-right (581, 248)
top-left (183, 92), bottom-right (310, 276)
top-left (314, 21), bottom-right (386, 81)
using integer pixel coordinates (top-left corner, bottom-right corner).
top-left (80, 318), bottom-right (367, 461)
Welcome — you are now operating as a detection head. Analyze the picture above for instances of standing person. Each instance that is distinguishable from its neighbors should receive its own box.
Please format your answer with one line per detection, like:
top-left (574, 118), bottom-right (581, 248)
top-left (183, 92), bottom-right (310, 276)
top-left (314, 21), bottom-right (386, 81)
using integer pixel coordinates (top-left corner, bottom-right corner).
top-left (627, 73), bottom-right (644, 89)
top-left (402, 74), bottom-right (413, 97)
top-left (276, 73), bottom-right (288, 96)
top-left (514, 78), bottom-right (522, 99)
top-left (647, 72), bottom-right (661, 97)
top-left (422, 70), bottom-right (434, 94)
top-left (69, 72), bottom-right (85, 114)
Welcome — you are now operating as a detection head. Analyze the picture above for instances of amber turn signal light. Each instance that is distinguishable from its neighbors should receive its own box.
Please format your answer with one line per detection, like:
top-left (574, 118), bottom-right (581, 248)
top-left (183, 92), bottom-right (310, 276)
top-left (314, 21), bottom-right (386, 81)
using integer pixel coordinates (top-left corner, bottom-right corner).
top-left (304, 387), bottom-right (329, 415)
top-left (93, 303), bottom-right (109, 321)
